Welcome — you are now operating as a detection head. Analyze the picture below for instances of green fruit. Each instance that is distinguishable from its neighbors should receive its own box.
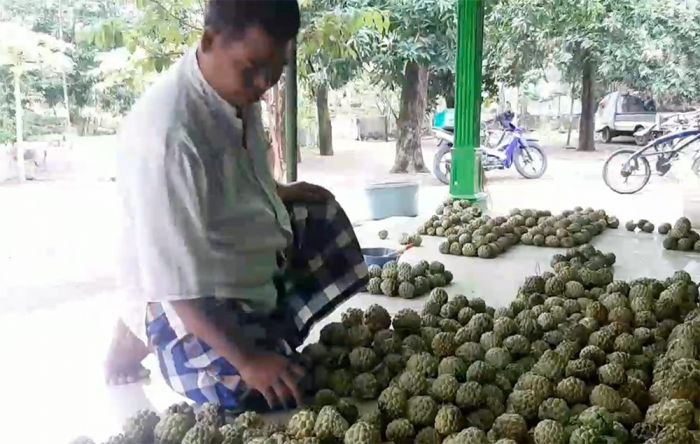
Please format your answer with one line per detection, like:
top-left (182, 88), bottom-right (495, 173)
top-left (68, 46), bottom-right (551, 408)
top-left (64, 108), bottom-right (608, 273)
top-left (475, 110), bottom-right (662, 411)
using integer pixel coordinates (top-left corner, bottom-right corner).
top-left (380, 279), bottom-right (397, 296)
top-left (349, 347), bottom-right (378, 372)
top-left (589, 384), bottom-right (622, 411)
top-left (538, 397), bottom-right (570, 423)
top-left (378, 386), bottom-right (407, 420)
top-left (344, 421), bottom-right (380, 444)
top-left (438, 356), bottom-right (467, 381)
top-left (415, 427), bottom-right (441, 444)
top-left (398, 371), bottom-right (428, 396)
top-left (314, 406), bottom-right (349, 441)
top-left (367, 265), bottom-right (382, 279)
top-left (154, 412), bottom-right (195, 444)
top-left (490, 413), bottom-right (527, 442)
top-left (407, 396), bottom-right (438, 427)
top-left (385, 418), bottom-right (415, 443)
top-left (123, 409), bottom-right (160, 443)
top-left (431, 332), bottom-right (456, 358)
top-left (434, 404), bottom-right (463, 436)
top-left (455, 381), bottom-right (484, 409)
top-left (406, 352), bottom-right (439, 378)
top-left (288, 410), bottom-right (317, 439)
top-left (364, 304), bottom-right (391, 332)
top-left (555, 376), bottom-right (587, 404)
top-left (320, 322), bottom-right (348, 346)
top-left (393, 308), bottom-right (422, 335)
top-left (506, 389), bottom-right (539, 421)
top-left (366, 277), bottom-right (382, 294)
top-left (352, 373), bottom-right (378, 400)
top-left (181, 424), bottom-right (222, 444)
top-left (430, 374), bottom-right (459, 403)
top-left (533, 419), bottom-right (566, 444)
top-left (577, 406), bottom-right (613, 434)
top-left (429, 261), bottom-right (445, 274)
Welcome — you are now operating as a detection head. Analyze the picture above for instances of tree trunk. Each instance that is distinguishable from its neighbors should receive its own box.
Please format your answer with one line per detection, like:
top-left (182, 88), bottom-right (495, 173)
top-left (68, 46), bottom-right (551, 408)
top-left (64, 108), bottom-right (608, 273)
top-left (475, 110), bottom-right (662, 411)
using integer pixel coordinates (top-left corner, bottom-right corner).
top-left (264, 80), bottom-right (287, 181)
top-left (316, 83), bottom-right (333, 156)
top-left (58, 0), bottom-right (71, 127)
top-left (445, 92), bottom-right (455, 109)
top-left (566, 84), bottom-right (575, 146)
top-left (391, 62), bottom-right (430, 173)
top-left (577, 59), bottom-right (596, 152)
top-left (13, 70), bottom-right (25, 182)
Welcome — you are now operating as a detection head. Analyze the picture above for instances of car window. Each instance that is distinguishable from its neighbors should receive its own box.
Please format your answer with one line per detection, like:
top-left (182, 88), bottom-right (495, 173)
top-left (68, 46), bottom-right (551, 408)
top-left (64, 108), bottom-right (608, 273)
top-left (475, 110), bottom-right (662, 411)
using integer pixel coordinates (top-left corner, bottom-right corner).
top-left (620, 95), bottom-right (646, 113)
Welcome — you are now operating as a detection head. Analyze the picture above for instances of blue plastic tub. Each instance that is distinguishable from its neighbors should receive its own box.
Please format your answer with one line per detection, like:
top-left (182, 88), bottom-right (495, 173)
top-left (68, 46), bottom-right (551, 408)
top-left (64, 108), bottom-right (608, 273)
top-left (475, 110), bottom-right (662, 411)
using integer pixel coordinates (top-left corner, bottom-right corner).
top-left (365, 181), bottom-right (419, 220)
top-left (362, 248), bottom-right (400, 268)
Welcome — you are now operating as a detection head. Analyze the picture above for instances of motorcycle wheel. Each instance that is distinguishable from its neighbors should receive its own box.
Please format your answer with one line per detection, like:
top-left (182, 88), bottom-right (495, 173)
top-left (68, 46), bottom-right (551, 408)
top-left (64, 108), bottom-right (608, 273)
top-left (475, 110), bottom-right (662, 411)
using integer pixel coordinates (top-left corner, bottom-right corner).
top-left (433, 142), bottom-right (452, 185)
top-left (602, 148), bottom-right (651, 194)
top-left (514, 142), bottom-right (547, 179)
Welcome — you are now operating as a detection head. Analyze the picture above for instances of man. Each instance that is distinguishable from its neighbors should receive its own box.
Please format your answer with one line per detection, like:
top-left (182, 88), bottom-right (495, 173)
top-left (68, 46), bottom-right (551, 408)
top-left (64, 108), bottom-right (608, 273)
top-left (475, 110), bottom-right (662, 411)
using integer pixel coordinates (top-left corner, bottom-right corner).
top-left (644, 94), bottom-right (657, 113)
top-left (107, 0), bottom-right (368, 411)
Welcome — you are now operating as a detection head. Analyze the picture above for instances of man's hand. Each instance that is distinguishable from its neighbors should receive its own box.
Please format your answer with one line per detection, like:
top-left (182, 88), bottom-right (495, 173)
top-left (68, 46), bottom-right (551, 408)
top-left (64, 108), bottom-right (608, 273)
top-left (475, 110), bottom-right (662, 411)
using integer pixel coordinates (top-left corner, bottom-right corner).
top-left (276, 181), bottom-right (334, 204)
top-left (237, 352), bottom-right (306, 409)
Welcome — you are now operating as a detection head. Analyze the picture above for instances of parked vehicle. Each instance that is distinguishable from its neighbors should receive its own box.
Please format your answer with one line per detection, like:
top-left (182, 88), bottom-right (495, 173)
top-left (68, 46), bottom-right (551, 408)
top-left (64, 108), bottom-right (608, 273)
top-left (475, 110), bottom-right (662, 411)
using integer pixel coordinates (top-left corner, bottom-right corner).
top-left (595, 91), bottom-right (670, 145)
top-left (603, 111), bottom-right (700, 194)
top-left (432, 109), bottom-right (547, 185)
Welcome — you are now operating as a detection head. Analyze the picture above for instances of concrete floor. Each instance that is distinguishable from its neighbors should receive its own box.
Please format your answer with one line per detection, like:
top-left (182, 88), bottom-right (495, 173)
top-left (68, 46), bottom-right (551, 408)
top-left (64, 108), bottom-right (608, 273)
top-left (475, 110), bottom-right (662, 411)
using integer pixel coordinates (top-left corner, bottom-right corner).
top-left (4, 217), bottom-right (700, 444)
top-left (2, 136), bottom-right (699, 443)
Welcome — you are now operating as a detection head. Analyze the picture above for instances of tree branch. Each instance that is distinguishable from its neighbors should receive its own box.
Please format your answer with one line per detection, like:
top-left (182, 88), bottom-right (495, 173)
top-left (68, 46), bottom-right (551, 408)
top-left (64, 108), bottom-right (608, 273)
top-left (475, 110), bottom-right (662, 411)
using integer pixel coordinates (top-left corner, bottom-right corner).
top-left (150, 0), bottom-right (203, 31)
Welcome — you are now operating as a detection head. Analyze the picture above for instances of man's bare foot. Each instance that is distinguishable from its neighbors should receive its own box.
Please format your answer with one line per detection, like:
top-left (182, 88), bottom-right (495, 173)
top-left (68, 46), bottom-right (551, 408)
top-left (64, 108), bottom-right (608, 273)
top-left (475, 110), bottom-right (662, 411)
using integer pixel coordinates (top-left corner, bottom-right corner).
top-left (105, 319), bottom-right (152, 385)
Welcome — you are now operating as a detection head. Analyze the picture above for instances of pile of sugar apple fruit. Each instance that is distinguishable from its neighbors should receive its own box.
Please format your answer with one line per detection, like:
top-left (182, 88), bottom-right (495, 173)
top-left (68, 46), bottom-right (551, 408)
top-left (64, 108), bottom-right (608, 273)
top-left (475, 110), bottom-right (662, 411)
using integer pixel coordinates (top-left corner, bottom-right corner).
top-left (416, 198), bottom-right (620, 259)
top-left (366, 260), bottom-right (454, 299)
top-left (73, 240), bottom-right (700, 444)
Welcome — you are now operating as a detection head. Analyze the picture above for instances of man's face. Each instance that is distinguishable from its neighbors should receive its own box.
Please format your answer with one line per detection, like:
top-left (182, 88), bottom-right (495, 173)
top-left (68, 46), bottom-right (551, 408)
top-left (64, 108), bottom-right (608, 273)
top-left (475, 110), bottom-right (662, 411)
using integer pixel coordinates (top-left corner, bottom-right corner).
top-left (200, 25), bottom-right (289, 106)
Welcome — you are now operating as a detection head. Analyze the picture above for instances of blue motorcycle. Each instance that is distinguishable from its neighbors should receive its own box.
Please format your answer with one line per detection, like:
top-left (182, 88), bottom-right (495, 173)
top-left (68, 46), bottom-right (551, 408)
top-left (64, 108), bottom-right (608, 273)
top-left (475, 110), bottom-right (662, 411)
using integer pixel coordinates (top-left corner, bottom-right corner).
top-left (432, 109), bottom-right (548, 184)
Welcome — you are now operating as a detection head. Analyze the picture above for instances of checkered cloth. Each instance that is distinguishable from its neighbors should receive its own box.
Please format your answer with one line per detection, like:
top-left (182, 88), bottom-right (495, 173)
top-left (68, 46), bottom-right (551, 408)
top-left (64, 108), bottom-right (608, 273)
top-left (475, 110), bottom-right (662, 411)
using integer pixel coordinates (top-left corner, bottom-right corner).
top-left (146, 200), bottom-right (368, 410)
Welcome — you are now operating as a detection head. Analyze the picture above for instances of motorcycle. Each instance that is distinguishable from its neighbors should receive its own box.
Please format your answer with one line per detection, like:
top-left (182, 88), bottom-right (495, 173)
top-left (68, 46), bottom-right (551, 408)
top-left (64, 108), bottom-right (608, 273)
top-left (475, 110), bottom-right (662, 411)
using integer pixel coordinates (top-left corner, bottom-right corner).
top-left (432, 110), bottom-right (548, 185)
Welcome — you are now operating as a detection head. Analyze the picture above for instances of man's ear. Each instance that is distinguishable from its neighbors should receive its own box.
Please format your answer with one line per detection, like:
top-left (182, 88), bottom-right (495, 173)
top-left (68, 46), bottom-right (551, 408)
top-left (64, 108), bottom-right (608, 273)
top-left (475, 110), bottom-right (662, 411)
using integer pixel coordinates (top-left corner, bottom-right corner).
top-left (200, 28), bottom-right (216, 53)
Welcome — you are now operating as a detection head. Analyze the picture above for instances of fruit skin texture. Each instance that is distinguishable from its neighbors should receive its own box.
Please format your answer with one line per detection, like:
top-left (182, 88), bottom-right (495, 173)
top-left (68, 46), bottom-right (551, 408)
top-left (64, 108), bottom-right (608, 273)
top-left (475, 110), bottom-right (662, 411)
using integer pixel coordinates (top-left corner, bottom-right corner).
top-left (490, 413), bottom-right (528, 442)
top-left (434, 404), bottom-right (464, 436)
top-left (287, 410), bottom-right (317, 439)
top-left (364, 304), bottom-right (391, 332)
top-left (407, 396), bottom-right (439, 427)
top-left (181, 423), bottom-right (222, 444)
top-left (154, 412), bottom-right (196, 444)
top-left (415, 427), bottom-right (441, 444)
top-left (533, 419), bottom-right (566, 444)
top-left (378, 386), bottom-right (408, 420)
top-left (123, 409), bottom-right (160, 443)
top-left (385, 418), bottom-right (415, 443)
top-left (344, 421), bottom-right (380, 444)
top-left (314, 406), bottom-right (349, 441)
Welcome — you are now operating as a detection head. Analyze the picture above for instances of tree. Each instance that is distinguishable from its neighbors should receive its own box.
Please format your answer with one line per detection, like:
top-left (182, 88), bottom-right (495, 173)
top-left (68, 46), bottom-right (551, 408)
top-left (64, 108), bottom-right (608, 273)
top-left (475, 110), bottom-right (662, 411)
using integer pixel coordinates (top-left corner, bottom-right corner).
top-left (353, 0), bottom-right (458, 173)
top-left (0, 21), bottom-right (71, 181)
top-left (298, 0), bottom-right (388, 156)
top-left (485, 0), bottom-right (700, 151)
top-left (1, 0), bottom-right (130, 132)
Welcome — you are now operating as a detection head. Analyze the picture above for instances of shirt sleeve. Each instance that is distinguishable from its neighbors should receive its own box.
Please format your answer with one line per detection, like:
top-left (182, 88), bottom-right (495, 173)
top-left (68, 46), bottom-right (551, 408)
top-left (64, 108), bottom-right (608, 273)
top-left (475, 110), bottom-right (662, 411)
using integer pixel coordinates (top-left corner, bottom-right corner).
top-left (118, 128), bottom-right (213, 303)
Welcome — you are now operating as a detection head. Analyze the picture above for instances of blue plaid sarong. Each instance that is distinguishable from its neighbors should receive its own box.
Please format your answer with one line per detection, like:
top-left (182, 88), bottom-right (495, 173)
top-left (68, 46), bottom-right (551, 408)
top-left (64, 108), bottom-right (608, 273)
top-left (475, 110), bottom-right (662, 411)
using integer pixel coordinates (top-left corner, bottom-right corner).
top-left (145, 200), bottom-right (368, 410)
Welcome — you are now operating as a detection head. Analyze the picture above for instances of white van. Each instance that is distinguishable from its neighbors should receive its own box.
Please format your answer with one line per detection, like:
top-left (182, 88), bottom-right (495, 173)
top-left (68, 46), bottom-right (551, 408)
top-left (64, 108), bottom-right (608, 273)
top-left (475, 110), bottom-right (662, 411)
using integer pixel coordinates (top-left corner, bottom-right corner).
top-left (595, 91), bottom-right (657, 144)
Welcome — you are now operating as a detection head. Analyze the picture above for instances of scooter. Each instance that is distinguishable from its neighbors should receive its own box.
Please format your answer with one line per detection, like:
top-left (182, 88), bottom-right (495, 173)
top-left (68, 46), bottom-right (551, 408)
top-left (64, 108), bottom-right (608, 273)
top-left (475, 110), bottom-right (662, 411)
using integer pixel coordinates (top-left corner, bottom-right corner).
top-left (432, 110), bottom-right (548, 185)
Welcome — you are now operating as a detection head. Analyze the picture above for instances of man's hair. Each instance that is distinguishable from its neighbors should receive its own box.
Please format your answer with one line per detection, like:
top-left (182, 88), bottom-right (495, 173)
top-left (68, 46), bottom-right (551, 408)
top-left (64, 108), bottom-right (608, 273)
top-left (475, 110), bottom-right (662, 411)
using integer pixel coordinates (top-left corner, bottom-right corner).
top-left (205, 0), bottom-right (300, 43)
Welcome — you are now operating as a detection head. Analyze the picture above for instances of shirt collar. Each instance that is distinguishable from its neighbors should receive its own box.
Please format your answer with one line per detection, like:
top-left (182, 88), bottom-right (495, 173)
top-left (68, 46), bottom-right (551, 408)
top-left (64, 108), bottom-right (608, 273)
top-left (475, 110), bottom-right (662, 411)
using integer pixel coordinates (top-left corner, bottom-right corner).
top-left (184, 46), bottom-right (243, 119)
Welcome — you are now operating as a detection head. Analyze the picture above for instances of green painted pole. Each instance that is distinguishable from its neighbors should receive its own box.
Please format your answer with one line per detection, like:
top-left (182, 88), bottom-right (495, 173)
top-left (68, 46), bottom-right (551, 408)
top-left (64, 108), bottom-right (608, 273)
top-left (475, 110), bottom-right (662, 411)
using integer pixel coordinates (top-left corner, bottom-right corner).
top-left (285, 39), bottom-right (298, 183)
top-left (450, 0), bottom-right (484, 201)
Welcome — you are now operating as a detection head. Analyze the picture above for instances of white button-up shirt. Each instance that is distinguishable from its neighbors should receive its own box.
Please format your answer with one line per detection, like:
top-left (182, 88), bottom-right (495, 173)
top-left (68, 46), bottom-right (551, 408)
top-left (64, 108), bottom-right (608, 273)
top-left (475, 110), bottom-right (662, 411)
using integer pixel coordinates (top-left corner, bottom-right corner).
top-left (117, 48), bottom-right (292, 340)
